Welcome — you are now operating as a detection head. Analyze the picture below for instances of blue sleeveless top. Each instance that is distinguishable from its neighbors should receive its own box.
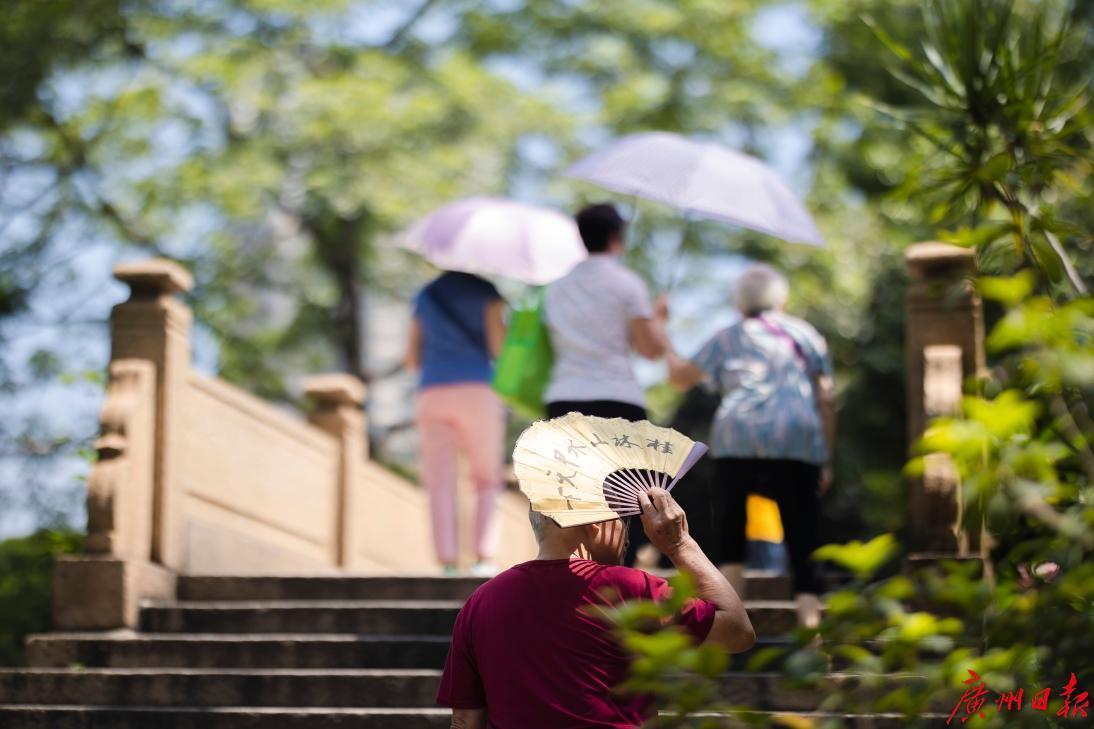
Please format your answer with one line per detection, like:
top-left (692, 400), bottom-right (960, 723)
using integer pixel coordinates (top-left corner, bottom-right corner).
top-left (414, 272), bottom-right (502, 389)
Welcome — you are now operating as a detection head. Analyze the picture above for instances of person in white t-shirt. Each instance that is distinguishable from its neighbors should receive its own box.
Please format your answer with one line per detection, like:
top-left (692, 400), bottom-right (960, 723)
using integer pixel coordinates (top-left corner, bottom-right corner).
top-left (544, 203), bottom-right (671, 563)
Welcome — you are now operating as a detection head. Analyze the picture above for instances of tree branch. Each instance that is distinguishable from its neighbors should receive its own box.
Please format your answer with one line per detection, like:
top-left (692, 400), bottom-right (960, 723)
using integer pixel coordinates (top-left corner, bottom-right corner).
top-left (382, 0), bottom-right (441, 51)
top-left (1043, 229), bottom-right (1088, 294)
top-left (1050, 396), bottom-right (1094, 485)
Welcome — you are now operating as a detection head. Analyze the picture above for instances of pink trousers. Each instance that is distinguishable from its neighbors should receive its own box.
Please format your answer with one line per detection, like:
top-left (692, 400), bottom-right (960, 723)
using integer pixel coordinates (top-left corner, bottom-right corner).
top-left (416, 383), bottom-right (505, 565)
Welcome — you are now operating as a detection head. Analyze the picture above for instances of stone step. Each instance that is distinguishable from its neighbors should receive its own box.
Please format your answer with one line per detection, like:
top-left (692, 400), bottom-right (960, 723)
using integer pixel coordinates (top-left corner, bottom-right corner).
top-left (640, 569), bottom-right (793, 601)
top-left (0, 669), bottom-right (822, 711)
top-left (0, 669), bottom-right (440, 708)
top-left (177, 571), bottom-right (794, 602)
top-left (25, 633), bottom-right (452, 670)
top-left (0, 706), bottom-right (949, 728)
top-left (25, 632), bottom-right (794, 671)
top-left (139, 601), bottom-right (461, 635)
top-left (0, 707), bottom-right (447, 729)
top-left (177, 577), bottom-right (485, 603)
top-left (138, 599), bottom-right (801, 636)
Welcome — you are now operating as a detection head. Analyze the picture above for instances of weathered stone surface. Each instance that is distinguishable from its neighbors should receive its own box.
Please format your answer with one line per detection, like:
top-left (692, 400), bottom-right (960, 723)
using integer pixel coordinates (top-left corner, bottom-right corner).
top-left (139, 600), bottom-right (463, 634)
top-left (303, 375), bottom-right (367, 407)
top-left (0, 706), bottom-right (950, 728)
top-left (2, 573), bottom-right (945, 726)
top-left (113, 259), bottom-right (194, 295)
top-left (23, 630), bottom-right (794, 668)
top-left (904, 241), bottom-right (986, 554)
top-left (0, 669), bottom-right (862, 711)
top-left (177, 571), bottom-right (793, 602)
top-left (138, 597), bottom-right (800, 636)
top-left (25, 633), bottom-right (453, 670)
top-left (177, 575), bottom-right (488, 602)
top-left (52, 556), bottom-right (176, 630)
top-left (0, 707), bottom-right (451, 729)
top-left (0, 669), bottom-right (442, 708)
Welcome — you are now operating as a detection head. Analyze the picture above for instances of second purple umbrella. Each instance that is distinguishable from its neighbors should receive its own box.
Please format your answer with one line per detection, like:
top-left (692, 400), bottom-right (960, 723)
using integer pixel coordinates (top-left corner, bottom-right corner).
top-left (398, 196), bottom-right (587, 285)
top-left (567, 131), bottom-right (824, 247)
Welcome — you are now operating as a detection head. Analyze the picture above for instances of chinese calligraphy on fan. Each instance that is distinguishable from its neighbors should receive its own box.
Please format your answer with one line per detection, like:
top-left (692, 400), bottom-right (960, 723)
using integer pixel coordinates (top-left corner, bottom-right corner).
top-left (947, 670), bottom-right (1088, 724)
top-left (543, 431), bottom-right (678, 508)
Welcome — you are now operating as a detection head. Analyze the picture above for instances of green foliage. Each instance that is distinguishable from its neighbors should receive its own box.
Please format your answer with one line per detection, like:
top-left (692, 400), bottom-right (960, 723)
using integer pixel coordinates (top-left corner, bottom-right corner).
top-left (778, 2), bottom-right (1094, 722)
top-left (0, 0), bottom-right (136, 129)
top-left (865, 0), bottom-right (1092, 292)
top-left (2, 0), bottom-right (570, 403)
top-left (813, 533), bottom-right (900, 580)
top-left (0, 530), bottom-right (82, 666)
top-left (609, 1), bottom-right (1091, 725)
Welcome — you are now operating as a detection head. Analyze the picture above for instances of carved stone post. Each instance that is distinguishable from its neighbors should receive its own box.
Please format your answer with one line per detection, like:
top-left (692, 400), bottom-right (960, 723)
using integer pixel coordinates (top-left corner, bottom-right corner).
top-left (305, 374), bottom-right (368, 568)
top-left (109, 260), bottom-right (194, 570)
top-left (84, 359), bottom-right (157, 559)
top-left (905, 243), bottom-right (986, 555)
top-left (54, 259), bottom-right (191, 628)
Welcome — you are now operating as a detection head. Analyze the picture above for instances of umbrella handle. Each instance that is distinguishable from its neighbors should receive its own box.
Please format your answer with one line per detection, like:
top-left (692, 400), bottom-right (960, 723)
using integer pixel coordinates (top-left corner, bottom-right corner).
top-left (666, 219), bottom-right (693, 294)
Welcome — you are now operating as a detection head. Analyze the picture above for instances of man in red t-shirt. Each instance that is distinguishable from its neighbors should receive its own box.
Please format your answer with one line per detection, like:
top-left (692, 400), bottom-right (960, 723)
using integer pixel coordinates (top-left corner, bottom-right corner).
top-left (437, 487), bottom-right (755, 728)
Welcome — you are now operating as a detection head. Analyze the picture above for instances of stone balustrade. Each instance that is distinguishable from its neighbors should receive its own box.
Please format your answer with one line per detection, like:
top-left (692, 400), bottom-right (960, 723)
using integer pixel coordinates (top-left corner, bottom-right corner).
top-left (55, 259), bottom-right (536, 629)
top-left (904, 242), bottom-right (986, 557)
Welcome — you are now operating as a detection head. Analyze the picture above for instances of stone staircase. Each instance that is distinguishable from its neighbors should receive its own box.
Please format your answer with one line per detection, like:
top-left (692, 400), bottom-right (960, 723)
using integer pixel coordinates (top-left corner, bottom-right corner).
top-left (0, 571), bottom-right (947, 728)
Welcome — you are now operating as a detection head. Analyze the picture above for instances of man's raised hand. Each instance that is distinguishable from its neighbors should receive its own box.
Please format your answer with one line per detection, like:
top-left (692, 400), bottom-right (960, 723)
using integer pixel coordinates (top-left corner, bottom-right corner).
top-left (637, 487), bottom-right (692, 558)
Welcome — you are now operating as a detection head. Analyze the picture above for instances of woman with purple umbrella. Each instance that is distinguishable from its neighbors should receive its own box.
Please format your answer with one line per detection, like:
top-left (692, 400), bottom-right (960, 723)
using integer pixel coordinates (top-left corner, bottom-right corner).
top-left (400, 198), bottom-right (586, 576)
top-left (404, 272), bottom-right (507, 577)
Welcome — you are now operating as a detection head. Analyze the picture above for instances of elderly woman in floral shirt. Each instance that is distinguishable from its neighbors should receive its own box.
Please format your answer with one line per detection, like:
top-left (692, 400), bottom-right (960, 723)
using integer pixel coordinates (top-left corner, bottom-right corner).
top-left (667, 263), bottom-right (835, 628)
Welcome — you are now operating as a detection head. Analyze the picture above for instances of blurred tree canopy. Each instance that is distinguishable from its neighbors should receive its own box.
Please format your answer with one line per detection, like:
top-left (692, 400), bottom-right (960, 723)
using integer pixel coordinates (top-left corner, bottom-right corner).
top-left (2, 0), bottom-right (567, 399)
top-left (2, 0), bottom-right (1087, 538)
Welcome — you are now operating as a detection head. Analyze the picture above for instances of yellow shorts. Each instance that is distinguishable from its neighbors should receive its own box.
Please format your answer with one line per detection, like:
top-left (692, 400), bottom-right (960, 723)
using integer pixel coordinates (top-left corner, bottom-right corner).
top-left (746, 494), bottom-right (783, 543)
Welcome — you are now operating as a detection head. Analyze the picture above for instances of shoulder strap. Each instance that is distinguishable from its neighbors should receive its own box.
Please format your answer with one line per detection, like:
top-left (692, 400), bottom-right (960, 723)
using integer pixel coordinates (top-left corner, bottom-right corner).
top-left (422, 284), bottom-right (484, 349)
top-left (754, 314), bottom-right (808, 368)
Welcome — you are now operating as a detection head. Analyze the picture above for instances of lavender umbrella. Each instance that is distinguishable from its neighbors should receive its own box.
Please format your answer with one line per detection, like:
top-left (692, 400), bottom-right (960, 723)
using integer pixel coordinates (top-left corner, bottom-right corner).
top-left (566, 131), bottom-right (824, 246)
top-left (398, 197), bottom-right (587, 285)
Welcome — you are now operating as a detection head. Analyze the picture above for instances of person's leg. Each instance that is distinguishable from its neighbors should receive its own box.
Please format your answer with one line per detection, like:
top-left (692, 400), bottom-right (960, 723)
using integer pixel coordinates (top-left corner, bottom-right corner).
top-left (452, 385), bottom-right (507, 568)
top-left (768, 460), bottom-right (824, 627)
top-left (416, 388), bottom-right (461, 570)
top-left (713, 457), bottom-right (752, 598)
top-left (748, 540), bottom-right (787, 571)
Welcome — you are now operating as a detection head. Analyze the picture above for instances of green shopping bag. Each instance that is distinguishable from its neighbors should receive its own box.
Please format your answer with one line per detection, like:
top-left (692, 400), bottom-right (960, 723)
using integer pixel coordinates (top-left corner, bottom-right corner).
top-left (492, 290), bottom-right (553, 419)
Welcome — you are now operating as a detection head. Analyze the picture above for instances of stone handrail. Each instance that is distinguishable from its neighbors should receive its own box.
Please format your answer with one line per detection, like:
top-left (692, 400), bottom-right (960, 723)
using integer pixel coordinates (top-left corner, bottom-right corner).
top-left (55, 259), bottom-right (536, 629)
top-left (179, 373), bottom-right (342, 574)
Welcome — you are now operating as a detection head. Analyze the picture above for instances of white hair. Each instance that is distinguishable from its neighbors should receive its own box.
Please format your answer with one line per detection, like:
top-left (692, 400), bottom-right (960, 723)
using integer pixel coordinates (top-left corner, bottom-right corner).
top-left (734, 264), bottom-right (789, 315)
top-left (528, 508), bottom-right (553, 541)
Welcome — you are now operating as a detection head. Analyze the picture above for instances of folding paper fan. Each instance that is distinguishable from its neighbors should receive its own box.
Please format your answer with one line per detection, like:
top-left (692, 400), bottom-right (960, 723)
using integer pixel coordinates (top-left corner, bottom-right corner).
top-left (513, 412), bottom-right (709, 528)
